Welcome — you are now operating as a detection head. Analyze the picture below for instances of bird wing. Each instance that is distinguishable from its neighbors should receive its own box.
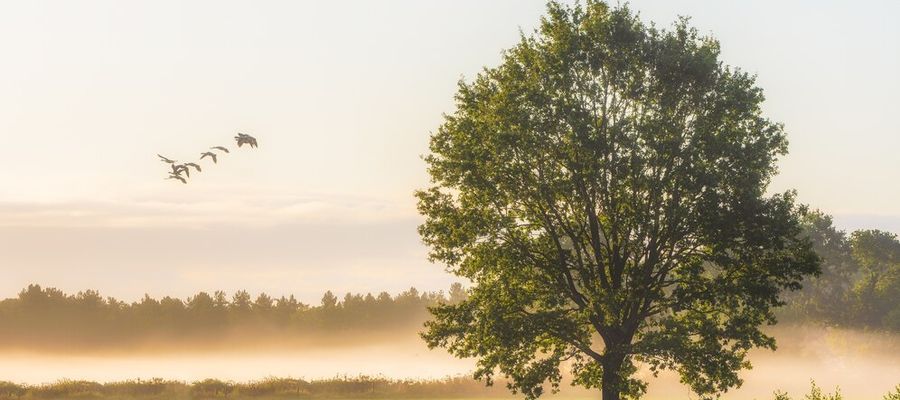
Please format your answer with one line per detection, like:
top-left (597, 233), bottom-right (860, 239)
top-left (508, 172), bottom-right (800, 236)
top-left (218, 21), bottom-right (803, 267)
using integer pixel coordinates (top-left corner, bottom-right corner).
top-left (167, 174), bottom-right (186, 184)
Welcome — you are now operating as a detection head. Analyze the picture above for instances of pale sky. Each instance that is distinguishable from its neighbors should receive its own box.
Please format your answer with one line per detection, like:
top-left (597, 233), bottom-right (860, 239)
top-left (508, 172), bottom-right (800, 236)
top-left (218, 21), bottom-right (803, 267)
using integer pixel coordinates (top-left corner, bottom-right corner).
top-left (0, 1), bottom-right (897, 303)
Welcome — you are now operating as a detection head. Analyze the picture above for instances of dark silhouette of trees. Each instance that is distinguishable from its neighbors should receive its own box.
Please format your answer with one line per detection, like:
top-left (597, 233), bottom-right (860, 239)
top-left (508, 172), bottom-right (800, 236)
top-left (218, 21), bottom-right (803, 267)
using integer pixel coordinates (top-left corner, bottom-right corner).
top-left (415, 2), bottom-right (819, 399)
top-left (850, 229), bottom-right (900, 329)
top-left (0, 284), bottom-right (461, 350)
top-left (784, 210), bottom-right (900, 330)
top-left (785, 211), bottom-right (857, 322)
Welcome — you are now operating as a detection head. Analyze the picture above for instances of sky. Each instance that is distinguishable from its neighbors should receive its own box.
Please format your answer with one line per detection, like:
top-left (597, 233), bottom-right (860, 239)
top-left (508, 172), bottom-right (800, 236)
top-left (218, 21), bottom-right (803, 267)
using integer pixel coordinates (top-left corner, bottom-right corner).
top-left (0, 0), bottom-right (897, 303)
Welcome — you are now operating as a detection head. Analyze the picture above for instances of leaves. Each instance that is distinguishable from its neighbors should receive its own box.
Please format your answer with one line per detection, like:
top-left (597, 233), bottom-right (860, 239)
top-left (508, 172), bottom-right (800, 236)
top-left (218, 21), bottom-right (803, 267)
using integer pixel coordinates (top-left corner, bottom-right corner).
top-left (417, 1), bottom-right (819, 399)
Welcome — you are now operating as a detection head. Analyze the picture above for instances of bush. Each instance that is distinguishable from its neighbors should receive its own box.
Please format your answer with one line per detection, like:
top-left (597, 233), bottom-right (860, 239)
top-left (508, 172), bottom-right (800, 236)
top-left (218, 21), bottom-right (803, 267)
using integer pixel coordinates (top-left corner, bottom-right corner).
top-left (0, 381), bottom-right (25, 398)
top-left (804, 381), bottom-right (842, 400)
top-left (191, 379), bottom-right (234, 398)
top-left (31, 380), bottom-right (104, 399)
top-left (239, 378), bottom-right (309, 397)
top-left (884, 385), bottom-right (900, 400)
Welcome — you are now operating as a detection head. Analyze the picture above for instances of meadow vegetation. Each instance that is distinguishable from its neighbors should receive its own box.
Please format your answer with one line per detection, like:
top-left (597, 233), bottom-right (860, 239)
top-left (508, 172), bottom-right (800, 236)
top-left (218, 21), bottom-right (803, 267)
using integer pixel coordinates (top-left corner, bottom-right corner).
top-left (0, 376), bottom-right (510, 400)
top-left (0, 378), bottom-right (895, 400)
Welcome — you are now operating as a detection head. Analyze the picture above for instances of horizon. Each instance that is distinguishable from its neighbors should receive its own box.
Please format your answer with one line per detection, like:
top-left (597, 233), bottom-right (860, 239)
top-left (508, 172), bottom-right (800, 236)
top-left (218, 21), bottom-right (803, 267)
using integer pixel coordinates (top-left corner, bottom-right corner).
top-left (1, 0), bottom-right (898, 304)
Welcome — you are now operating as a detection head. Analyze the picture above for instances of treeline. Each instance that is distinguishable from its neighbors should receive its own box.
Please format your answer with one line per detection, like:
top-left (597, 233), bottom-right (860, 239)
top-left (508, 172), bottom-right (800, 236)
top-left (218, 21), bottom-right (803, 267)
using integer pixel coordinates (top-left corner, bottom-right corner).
top-left (783, 210), bottom-right (900, 331)
top-left (0, 376), bottom-right (512, 400)
top-left (0, 284), bottom-right (467, 349)
top-left (0, 209), bottom-right (896, 350)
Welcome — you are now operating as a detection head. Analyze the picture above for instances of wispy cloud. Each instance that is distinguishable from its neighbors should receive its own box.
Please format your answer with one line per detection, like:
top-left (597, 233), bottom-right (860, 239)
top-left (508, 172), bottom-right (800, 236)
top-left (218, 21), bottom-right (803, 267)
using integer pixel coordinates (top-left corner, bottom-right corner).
top-left (0, 193), bottom-right (417, 229)
top-left (0, 195), bottom-right (453, 303)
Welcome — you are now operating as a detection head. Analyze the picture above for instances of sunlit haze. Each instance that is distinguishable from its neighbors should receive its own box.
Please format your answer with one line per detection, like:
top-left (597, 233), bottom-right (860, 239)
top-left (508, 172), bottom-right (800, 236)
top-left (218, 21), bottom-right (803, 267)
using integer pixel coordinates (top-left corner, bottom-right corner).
top-left (1, 0), bottom-right (897, 303)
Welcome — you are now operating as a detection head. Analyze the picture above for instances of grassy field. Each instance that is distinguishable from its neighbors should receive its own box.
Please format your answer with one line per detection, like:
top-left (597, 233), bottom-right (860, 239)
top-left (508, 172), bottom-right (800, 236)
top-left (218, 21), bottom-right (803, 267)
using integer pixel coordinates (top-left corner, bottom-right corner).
top-left (0, 377), bottom-right (895, 400)
top-left (0, 377), bottom-right (514, 400)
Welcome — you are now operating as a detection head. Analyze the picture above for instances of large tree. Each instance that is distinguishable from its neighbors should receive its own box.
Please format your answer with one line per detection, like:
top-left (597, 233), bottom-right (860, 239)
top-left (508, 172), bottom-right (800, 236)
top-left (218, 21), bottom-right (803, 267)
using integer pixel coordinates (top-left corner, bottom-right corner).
top-left (416, 2), bottom-right (819, 400)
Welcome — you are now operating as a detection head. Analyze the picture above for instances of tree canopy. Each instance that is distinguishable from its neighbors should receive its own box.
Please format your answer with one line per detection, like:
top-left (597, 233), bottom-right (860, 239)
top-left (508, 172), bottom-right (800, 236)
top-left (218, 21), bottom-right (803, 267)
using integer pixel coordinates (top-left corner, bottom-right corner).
top-left (416, 2), bottom-right (819, 399)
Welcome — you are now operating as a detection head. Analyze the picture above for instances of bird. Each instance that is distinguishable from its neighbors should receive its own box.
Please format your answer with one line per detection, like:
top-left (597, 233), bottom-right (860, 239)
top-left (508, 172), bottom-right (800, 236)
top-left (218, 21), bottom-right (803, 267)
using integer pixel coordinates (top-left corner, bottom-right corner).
top-left (158, 154), bottom-right (176, 163)
top-left (167, 172), bottom-right (187, 184)
top-left (184, 162), bottom-right (202, 173)
top-left (210, 146), bottom-right (230, 153)
top-left (234, 133), bottom-right (258, 148)
top-left (172, 163), bottom-right (190, 178)
top-left (200, 152), bottom-right (218, 163)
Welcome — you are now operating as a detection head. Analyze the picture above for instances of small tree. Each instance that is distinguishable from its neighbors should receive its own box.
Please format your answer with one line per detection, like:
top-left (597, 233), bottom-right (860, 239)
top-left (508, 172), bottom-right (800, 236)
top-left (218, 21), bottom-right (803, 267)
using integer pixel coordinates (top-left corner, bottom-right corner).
top-left (416, 2), bottom-right (818, 400)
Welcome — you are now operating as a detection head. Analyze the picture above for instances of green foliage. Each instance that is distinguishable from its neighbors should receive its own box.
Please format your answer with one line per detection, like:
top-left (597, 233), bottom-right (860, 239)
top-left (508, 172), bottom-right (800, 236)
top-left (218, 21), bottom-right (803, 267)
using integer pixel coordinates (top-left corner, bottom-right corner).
top-left (784, 211), bottom-right (856, 323)
top-left (803, 381), bottom-right (842, 400)
top-left (416, 1), bottom-right (818, 399)
top-left (773, 390), bottom-right (791, 400)
top-left (850, 230), bottom-right (900, 329)
top-left (884, 385), bottom-right (900, 400)
top-left (769, 381), bottom-right (849, 400)
top-left (783, 212), bottom-right (900, 331)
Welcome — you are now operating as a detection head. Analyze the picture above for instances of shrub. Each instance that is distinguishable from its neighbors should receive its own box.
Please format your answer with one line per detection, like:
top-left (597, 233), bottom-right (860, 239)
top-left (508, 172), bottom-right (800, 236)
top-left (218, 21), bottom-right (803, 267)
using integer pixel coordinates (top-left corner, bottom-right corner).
top-left (884, 385), bottom-right (900, 400)
top-left (804, 381), bottom-right (842, 400)
top-left (0, 382), bottom-right (26, 398)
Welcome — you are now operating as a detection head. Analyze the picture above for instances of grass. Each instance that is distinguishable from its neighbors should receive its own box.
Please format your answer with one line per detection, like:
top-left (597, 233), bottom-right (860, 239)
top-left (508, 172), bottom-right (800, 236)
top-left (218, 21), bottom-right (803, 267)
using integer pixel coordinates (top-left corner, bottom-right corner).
top-left (0, 378), bottom-right (896, 400)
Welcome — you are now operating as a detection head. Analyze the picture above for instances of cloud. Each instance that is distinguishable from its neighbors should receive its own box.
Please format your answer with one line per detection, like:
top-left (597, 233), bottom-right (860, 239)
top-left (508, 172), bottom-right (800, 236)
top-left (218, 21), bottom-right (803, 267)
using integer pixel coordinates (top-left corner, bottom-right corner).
top-left (0, 196), bottom-right (455, 303)
top-left (0, 193), bottom-right (416, 228)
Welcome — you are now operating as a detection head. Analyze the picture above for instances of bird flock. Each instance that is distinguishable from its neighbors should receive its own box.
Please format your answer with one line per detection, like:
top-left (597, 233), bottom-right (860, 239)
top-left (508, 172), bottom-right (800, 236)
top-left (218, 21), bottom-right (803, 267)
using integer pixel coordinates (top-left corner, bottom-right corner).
top-left (158, 132), bottom-right (258, 184)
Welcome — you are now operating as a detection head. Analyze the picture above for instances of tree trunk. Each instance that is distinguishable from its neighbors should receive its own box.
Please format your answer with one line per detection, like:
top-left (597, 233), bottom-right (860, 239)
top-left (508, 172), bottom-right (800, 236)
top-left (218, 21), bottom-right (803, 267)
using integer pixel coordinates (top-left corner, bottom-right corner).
top-left (601, 355), bottom-right (625, 400)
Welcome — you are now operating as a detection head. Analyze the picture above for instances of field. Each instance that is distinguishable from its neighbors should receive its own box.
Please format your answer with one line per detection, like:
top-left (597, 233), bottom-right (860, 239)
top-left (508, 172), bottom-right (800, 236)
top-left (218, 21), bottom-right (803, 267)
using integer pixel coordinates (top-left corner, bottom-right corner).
top-left (0, 377), bottom-right (893, 400)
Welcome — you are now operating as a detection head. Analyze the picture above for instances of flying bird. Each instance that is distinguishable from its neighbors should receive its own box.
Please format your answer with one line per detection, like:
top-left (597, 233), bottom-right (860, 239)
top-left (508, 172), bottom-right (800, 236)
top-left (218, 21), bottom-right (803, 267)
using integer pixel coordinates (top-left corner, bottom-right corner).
top-left (172, 163), bottom-right (190, 178)
top-left (200, 152), bottom-right (218, 163)
top-left (234, 133), bottom-right (258, 148)
top-left (167, 172), bottom-right (187, 184)
top-left (184, 162), bottom-right (202, 173)
top-left (158, 154), bottom-right (176, 164)
top-left (159, 131), bottom-right (256, 186)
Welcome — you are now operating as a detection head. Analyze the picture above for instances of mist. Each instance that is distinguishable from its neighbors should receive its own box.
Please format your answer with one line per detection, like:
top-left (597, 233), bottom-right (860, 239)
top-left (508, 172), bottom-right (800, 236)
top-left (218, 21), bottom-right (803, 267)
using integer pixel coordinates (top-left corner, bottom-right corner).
top-left (0, 323), bottom-right (896, 399)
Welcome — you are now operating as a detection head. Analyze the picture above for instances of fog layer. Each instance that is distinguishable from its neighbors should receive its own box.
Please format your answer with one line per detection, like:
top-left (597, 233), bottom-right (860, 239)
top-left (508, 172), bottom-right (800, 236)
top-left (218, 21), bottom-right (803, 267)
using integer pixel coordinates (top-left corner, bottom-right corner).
top-left (0, 324), bottom-right (896, 399)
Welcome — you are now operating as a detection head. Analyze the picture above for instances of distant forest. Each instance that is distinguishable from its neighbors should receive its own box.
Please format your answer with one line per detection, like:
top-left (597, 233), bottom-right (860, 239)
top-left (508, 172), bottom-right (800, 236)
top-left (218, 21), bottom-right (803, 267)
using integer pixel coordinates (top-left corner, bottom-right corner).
top-left (0, 283), bottom-right (466, 349)
top-left (0, 211), bottom-right (896, 350)
top-left (782, 210), bottom-right (900, 331)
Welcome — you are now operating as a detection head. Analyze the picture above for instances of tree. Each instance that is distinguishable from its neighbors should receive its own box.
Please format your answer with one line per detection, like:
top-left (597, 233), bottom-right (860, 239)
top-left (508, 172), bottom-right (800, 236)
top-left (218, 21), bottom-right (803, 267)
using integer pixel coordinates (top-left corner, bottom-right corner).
top-left (786, 210), bottom-right (856, 323)
top-left (321, 291), bottom-right (339, 309)
top-left (448, 282), bottom-right (468, 304)
top-left (416, 2), bottom-right (819, 399)
top-left (849, 230), bottom-right (900, 328)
